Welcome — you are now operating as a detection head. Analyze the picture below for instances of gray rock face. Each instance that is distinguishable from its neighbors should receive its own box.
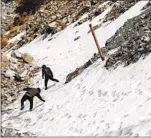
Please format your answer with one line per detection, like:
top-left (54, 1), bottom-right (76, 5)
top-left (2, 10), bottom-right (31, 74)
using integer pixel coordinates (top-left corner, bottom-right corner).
top-left (103, 0), bottom-right (136, 23)
top-left (105, 7), bottom-right (151, 69)
top-left (65, 53), bottom-right (100, 84)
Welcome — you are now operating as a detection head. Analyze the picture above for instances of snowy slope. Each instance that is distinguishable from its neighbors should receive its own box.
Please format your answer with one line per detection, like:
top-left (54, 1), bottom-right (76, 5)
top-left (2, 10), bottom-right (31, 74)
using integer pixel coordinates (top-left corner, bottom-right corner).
top-left (2, 1), bottom-right (151, 136)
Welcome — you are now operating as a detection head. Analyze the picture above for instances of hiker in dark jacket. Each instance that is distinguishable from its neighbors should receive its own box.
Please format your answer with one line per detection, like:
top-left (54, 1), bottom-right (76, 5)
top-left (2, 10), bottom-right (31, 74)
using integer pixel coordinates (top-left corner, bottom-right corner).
top-left (21, 87), bottom-right (45, 111)
top-left (42, 65), bottom-right (59, 90)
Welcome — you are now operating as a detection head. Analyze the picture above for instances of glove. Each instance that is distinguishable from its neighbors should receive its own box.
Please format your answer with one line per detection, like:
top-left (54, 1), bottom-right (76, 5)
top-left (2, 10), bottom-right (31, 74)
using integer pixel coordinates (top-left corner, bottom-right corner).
top-left (43, 100), bottom-right (45, 102)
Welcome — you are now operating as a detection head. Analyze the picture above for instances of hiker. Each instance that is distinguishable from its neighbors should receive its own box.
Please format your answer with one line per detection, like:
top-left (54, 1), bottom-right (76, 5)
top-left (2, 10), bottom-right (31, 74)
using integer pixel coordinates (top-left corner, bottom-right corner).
top-left (42, 65), bottom-right (59, 90)
top-left (21, 87), bottom-right (45, 111)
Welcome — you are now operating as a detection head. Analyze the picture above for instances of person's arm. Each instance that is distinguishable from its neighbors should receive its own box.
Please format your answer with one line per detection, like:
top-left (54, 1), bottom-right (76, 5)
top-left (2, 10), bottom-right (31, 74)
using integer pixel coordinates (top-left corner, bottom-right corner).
top-left (42, 69), bottom-right (44, 79)
top-left (49, 68), bottom-right (53, 77)
top-left (23, 87), bottom-right (30, 91)
top-left (36, 93), bottom-right (45, 102)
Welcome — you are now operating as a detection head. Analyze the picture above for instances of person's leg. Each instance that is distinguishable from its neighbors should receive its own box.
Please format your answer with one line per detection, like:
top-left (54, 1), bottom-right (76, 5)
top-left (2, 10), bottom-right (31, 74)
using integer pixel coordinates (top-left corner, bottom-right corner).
top-left (45, 77), bottom-right (49, 90)
top-left (50, 77), bottom-right (59, 82)
top-left (21, 95), bottom-right (27, 110)
top-left (28, 98), bottom-right (33, 111)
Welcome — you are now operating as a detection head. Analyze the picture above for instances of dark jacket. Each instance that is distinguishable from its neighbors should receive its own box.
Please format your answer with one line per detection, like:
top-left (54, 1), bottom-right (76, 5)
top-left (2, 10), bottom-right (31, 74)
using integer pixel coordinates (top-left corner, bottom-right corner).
top-left (42, 67), bottom-right (53, 78)
top-left (23, 88), bottom-right (44, 101)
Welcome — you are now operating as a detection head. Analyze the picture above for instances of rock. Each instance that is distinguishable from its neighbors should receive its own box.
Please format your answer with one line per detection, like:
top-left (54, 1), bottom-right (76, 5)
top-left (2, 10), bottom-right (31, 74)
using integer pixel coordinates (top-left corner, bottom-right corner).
top-left (49, 22), bottom-right (57, 28)
top-left (14, 74), bottom-right (22, 82)
top-left (21, 76), bottom-right (30, 82)
top-left (2, 55), bottom-right (9, 67)
top-left (65, 68), bottom-right (83, 84)
top-left (5, 69), bottom-right (15, 79)
top-left (143, 36), bottom-right (150, 43)
top-left (22, 53), bottom-right (34, 63)
top-left (51, 15), bottom-right (57, 20)
top-left (62, 18), bottom-right (68, 24)
top-left (65, 53), bottom-right (100, 83)
top-left (11, 50), bottom-right (23, 59)
top-left (56, 14), bottom-right (61, 18)
top-left (1, 35), bottom-right (8, 48)
top-left (9, 57), bottom-right (18, 64)
top-left (103, 1), bottom-right (135, 22)
top-left (9, 64), bottom-right (18, 71)
top-left (20, 69), bottom-right (28, 77)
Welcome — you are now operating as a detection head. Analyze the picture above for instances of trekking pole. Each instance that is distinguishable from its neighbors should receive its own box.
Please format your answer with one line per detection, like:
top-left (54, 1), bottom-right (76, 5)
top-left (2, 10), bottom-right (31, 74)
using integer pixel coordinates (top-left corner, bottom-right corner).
top-left (89, 24), bottom-right (105, 61)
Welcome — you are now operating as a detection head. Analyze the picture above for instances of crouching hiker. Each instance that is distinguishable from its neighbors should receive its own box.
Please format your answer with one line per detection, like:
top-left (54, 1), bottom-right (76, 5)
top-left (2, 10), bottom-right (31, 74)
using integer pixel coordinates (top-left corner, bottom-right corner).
top-left (21, 87), bottom-right (45, 111)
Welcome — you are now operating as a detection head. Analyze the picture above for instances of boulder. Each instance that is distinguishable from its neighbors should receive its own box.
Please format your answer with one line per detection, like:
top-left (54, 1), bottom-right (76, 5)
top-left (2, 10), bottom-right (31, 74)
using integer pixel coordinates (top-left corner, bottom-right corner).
top-left (62, 18), bottom-right (68, 24)
top-left (2, 55), bottom-right (9, 67)
top-left (49, 22), bottom-right (57, 28)
top-left (22, 53), bottom-right (34, 63)
top-left (1, 35), bottom-right (8, 48)
top-left (9, 64), bottom-right (18, 71)
top-left (11, 50), bottom-right (23, 59)
top-left (21, 76), bottom-right (30, 82)
top-left (9, 57), bottom-right (18, 64)
top-left (5, 69), bottom-right (15, 79)
top-left (20, 69), bottom-right (28, 78)
top-left (51, 15), bottom-right (57, 20)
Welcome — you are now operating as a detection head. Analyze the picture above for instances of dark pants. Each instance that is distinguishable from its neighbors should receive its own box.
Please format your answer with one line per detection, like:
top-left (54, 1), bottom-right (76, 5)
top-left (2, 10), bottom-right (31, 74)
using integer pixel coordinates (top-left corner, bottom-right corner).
top-left (45, 76), bottom-right (59, 89)
top-left (21, 95), bottom-right (33, 110)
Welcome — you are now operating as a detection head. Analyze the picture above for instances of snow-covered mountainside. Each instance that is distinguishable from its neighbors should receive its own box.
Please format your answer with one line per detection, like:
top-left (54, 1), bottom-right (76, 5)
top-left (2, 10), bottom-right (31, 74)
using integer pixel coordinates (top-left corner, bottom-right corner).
top-left (2, 1), bottom-right (151, 136)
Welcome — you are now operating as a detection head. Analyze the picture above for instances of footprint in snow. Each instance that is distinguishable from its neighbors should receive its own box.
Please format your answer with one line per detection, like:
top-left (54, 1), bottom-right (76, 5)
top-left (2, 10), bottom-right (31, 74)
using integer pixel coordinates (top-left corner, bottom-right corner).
top-left (147, 77), bottom-right (151, 80)
top-left (102, 91), bottom-right (108, 96)
top-left (89, 91), bottom-right (94, 96)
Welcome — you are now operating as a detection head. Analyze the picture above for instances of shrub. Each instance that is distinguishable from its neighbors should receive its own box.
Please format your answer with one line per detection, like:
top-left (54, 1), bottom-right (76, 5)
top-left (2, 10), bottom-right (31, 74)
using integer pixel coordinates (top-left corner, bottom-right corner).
top-left (15, 0), bottom-right (48, 14)
top-left (1, 35), bottom-right (9, 48)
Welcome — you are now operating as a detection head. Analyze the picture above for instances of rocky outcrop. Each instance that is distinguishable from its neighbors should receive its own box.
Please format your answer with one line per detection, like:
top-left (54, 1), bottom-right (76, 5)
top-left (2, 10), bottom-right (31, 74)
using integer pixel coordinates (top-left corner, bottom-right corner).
top-left (1, 51), bottom-right (39, 108)
top-left (74, 1), bottom-right (113, 28)
top-left (65, 53), bottom-right (100, 83)
top-left (105, 7), bottom-right (151, 69)
top-left (103, 0), bottom-right (137, 23)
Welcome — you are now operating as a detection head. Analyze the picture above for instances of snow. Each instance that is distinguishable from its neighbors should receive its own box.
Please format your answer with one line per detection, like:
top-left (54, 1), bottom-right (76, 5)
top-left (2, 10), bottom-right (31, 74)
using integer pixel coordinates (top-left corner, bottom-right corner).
top-left (2, 1), bottom-right (151, 136)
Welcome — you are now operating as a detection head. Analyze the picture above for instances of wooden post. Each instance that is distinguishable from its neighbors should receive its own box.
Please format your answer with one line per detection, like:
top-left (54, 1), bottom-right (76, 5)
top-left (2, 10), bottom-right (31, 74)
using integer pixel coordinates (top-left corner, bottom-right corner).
top-left (89, 24), bottom-right (105, 61)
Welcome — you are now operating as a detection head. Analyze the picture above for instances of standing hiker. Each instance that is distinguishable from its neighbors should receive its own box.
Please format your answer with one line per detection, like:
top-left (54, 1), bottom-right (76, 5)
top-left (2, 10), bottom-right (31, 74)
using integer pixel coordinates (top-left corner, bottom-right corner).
top-left (21, 87), bottom-right (45, 111)
top-left (42, 65), bottom-right (59, 90)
